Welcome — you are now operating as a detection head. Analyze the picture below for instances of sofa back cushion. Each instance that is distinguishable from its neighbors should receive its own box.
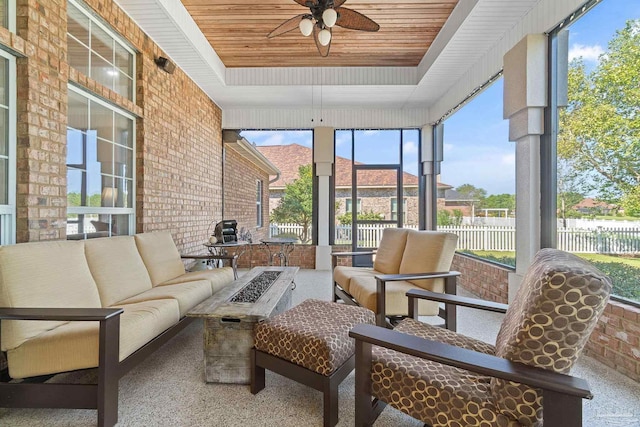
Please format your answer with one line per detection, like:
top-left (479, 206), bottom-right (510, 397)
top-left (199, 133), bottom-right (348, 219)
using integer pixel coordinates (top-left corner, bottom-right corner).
top-left (373, 228), bottom-right (409, 274)
top-left (134, 232), bottom-right (185, 286)
top-left (0, 240), bottom-right (102, 351)
top-left (491, 248), bottom-right (612, 425)
top-left (398, 230), bottom-right (458, 291)
top-left (85, 236), bottom-right (153, 306)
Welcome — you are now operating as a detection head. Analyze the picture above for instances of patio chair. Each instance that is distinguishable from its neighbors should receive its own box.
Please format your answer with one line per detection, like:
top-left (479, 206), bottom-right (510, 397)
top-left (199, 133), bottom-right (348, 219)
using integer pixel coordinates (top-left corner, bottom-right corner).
top-left (349, 248), bottom-right (612, 427)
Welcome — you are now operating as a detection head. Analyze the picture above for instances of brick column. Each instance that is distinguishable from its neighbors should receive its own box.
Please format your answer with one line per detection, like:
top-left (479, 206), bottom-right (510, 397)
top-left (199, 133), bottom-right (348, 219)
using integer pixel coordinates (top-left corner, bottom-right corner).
top-left (15, 0), bottom-right (69, 242)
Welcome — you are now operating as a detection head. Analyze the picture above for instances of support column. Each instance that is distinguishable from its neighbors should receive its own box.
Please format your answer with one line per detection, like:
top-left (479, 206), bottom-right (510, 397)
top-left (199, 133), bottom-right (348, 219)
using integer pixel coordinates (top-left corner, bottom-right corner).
top-left (420, 125), bottom-right (438, 230)
top-left (314, 127), bottom-right (334, 270)
top-left (503, 34), bottom-right (547, 302)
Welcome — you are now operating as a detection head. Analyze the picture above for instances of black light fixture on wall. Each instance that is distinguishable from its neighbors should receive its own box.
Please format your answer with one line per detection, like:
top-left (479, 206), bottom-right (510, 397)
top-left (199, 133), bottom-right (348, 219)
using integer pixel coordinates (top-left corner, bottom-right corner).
top-left (154, 56), bottom-right (176, 74)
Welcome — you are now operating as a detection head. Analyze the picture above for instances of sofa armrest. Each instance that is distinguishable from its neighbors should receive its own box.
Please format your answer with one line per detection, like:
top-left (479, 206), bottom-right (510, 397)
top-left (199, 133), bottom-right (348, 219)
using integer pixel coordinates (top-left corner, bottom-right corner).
top-left (350, 323), bottom-right (590, 427)
top-left (406, 289), bottom-right (508, 315)
top-left (0, 307), bottom-right (123, 321)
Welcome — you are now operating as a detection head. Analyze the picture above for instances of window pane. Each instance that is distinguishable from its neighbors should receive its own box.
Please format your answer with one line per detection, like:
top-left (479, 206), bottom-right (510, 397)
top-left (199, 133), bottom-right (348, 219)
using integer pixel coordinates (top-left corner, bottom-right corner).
top-left (67, 129), bottom-right (85, 165)
top-left (0, 57), bottom-right (7, 106)
top-left (114, 112), bottom-right (133, 148)
top-left (90, 53), bottom-right (114, 92)
top-left (67, 3), bottom-right (90, 46)
top-left (91, 25), bottom-right (114, 64)
top-left (114, 43), bottom-right (133, 76)
top-left (97, 139), bottom-right (114, 175)
top-left (100, 176), bottom-right (115, 207)
top-left (67, 169), bottom-right (85, 206)
top-left (68, 37), bottom-right (89, 76)
top-left (0, 158), bottom-right (7, 204)
top-left (0, 108), bottom-right (7, 157)
top-left (354, 130), bottom-right (400, 165)
top-left (113, 144), bottom-right (132, 178)
top-left (0, 0), bottom-right (7, 28)
top-left (85, 131), bottom-right (102, 207)
top-left (114, 72), bottom-right (133, 102)
top-left (90, 101), bottom-right (113, 141)
top-left (68, 90), bottom-right (88, 130)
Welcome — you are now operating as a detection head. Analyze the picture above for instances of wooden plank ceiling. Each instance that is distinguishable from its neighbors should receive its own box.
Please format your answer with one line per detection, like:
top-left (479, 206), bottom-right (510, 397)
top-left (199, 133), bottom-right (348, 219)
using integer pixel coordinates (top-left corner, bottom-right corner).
top-left (180, 0), bottom-right (459, 67)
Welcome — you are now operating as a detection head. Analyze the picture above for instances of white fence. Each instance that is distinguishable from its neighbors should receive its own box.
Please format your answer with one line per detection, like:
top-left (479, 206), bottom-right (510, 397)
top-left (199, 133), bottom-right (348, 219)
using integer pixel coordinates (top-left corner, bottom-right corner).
top-left (270, 223), bottom-right (640, 254)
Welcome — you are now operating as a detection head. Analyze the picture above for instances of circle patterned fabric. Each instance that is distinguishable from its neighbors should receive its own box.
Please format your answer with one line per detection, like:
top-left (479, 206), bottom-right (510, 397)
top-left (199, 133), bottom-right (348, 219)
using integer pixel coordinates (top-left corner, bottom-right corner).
top-left (254, 299), bottom-right (375, 376)
top-left (492, 248), bottom-right (612, 426)
top-left (371, 318), bottom-right (519, 427)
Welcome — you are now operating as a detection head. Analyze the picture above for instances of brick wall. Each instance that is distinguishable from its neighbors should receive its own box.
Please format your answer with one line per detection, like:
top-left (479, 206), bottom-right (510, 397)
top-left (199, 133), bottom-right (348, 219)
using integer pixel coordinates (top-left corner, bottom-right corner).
top-left (223, 148), bottom-right (270, 243)
top-left (2, 0), bottom-right (225, 253)
top-left (451, 253), bottom-right (510, 303)
top-left (585, 300), bottom-right (640, 381)
top-left (222, 243), bottom-right (315, 269)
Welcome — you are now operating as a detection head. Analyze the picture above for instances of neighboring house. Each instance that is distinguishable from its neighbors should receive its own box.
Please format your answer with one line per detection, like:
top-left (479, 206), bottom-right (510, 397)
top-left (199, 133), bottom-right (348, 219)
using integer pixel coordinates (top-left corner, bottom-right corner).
top-left (573, 198), bottom-right (617, 215)
top-left (438, 189), bottom-right (478, 217)
top-left (257, 144), bottom-right (460, 226)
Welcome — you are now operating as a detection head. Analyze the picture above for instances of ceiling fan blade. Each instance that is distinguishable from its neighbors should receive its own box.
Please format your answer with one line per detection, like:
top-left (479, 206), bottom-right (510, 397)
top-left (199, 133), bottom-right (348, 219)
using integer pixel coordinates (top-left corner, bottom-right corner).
top-left (333, 0), bottom-right (347, 6)
top-left (268, 14), bottom-right (305, 38)
top-left (293, 0), bottom-right (317, 6)
top-left (313, 25), bottom-right (331, 57)
top-left (335, 7), bottom-right (380, 32)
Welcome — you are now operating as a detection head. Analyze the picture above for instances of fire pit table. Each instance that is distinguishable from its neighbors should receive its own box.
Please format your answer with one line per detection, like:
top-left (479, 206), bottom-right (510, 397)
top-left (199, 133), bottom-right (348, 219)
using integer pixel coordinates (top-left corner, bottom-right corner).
top-left (187, 266), bottom-right (298, 383)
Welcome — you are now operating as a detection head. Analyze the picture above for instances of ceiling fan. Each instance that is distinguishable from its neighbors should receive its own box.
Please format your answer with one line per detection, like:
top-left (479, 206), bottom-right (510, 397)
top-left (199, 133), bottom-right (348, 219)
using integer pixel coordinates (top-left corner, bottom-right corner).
top-left (267, 0), bottom-right (380, 57)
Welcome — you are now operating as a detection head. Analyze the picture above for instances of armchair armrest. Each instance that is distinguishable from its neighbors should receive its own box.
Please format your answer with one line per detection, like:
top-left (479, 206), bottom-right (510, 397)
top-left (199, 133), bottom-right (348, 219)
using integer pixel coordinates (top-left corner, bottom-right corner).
top-left (406, 289), bottom-right (508, 314)
top-left (0, 307), bottom-right (123, 321)
top-left (374, 271), bottom-right (460, 328)
top-left (349, 324), bottom-right (591, 399)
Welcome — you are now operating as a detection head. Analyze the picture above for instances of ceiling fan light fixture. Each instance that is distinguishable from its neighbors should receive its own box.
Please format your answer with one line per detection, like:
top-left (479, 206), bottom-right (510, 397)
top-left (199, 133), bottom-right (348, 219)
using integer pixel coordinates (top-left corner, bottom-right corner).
top-left (299, 18), bottom-right (314, 37)
top-left (318, 28), bottom-right (332, 46)
top-left (322, 8), bottom-right (337, 28)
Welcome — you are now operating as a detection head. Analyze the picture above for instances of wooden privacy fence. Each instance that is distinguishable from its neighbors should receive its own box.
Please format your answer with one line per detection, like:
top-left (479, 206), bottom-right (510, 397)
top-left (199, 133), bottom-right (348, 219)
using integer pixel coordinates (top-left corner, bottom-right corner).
top-left (269, 223), bottom-right (640, 254)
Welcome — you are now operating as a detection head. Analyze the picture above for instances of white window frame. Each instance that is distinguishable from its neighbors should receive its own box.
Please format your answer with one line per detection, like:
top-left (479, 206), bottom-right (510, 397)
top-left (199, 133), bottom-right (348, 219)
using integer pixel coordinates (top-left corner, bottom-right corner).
top-left (256, 179), bottom-right (263, 228)
top-left (66, 84), bottom-right (136, 236)
top-left (0, 49), bottom-right (16, 245)
top-left (67, 0), bottom-right (136, 102)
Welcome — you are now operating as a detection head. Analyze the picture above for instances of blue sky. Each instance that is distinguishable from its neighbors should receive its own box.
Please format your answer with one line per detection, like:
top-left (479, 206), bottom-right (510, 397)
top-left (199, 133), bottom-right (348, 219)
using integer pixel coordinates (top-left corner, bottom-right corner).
top-left (241, 0), bottom-right (638, 196)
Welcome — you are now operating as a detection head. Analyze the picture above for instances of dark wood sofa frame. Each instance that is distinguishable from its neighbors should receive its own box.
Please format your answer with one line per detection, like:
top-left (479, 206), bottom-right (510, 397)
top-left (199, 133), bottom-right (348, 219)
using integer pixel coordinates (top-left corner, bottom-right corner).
top-left (0, 252), bottom-right (238, 427)
top-left (332, 250), bottom-right (460, 328)
top-left (349, 289), bottom-right (593, 427)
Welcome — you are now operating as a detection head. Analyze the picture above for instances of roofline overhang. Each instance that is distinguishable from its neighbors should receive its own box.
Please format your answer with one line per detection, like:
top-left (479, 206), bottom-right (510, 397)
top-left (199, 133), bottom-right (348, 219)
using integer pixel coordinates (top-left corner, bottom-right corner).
top-left (223, 131), bottom-right (280, 176)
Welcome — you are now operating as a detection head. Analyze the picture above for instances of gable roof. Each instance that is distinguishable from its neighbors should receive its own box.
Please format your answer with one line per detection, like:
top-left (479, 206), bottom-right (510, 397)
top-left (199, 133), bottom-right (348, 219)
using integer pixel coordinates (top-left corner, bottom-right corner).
top-left (256, 143), bottom-right (451, 190)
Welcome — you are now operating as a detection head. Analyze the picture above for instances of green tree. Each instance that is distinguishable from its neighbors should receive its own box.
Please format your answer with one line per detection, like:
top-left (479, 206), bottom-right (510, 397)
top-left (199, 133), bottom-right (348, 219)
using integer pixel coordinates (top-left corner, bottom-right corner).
top-left (558, 20), bottom-right (640, 216)
top-left (481, 194), bottom-right (515, 212)
top-left (270, 164), bottom-right (313, 243)
top-left (456, 184), bottom-right (487, 201)
top-left (437, 209), bottom-right (463, 226)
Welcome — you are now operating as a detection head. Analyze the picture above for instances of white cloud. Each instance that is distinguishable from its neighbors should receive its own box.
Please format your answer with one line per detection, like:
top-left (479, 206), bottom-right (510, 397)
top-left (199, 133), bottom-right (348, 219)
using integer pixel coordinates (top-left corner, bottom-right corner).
top-left (568, 43), bottom-right (604, 63)
top-left (403, 141), bottom-right (418, 154)
top-left (363, 130), bottom-right (379, 135)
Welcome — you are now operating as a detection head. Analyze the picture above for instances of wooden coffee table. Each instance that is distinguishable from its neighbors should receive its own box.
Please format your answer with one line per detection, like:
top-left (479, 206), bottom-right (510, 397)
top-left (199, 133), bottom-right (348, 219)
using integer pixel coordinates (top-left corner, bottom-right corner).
top-left (187, 266), bottom-right (298, 384)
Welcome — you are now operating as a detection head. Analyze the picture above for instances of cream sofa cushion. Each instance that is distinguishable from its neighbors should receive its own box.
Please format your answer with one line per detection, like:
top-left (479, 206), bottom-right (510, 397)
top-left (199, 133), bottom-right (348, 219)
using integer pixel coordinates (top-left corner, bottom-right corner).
top-left (134, 232), bottom-right (186, 286)
top-left (333, 266), bottom-right (375, 293)
top-left (399, 230), bottom-right (458, 292)
top-left (85, 236), bottom-right (153, 307)
top-left (373, 228), bottom-right (409, 274)
top-left (117, 280), bottom-right (212, 317)
top-left (161, 267), bottom-right (235, 294)
top-left (349, 276), bottom-right (438, 316)
top-left (6, 299), bottom-right (179, 379)
top-left (0, 240), bottom-right (102, 351)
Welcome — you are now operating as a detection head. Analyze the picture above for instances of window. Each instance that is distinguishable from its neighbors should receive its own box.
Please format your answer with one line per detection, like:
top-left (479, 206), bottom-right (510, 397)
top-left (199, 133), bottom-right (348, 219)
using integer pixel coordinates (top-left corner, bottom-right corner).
top-left (390, 197), bottom-right (407, 222)
top-left (345, 198), bottom-right (361, 214)
top-left (0, 49), bottom-right (16, 245)
top-left (438, 76), bottom-right (515, 265)
top-left (66, 86), bottom-right (135, 238)
top-left (548, 0), bottom-right (640, 304)
top-left (67, 0), bottom-right (135, 100)
top-left (256, 180), bottom-right (263, 227)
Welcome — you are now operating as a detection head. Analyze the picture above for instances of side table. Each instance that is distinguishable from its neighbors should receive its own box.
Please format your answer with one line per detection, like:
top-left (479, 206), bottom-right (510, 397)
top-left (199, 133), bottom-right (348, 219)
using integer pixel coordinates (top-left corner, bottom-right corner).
top-left (260, 237), bottom-right (297, 266)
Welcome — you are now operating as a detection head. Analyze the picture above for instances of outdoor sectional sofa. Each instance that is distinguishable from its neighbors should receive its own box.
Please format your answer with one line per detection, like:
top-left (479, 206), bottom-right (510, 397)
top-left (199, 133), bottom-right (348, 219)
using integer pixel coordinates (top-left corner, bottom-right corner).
top-left (0, 232), bottom-right (235, 426)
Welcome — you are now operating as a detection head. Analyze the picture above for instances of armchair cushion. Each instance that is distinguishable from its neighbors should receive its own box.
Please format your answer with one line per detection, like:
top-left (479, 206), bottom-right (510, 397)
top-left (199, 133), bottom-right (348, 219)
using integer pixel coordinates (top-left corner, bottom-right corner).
top-left (373, 228), bottom-right (409, 274)
top-left (399, 230), bottom-right (458, 291)
top-left (492, 248), bottom-right (612, 425)
top-left (371, 318), bottom-right (518, 427)
top-left (350, 276), bottom-right (440, 316)
top-left (333, 266), bottom-right (374, 293)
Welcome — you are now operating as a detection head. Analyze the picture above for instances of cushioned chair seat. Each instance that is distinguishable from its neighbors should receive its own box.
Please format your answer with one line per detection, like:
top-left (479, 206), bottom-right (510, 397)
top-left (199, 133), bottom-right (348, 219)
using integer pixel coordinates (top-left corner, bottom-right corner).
top-left (254, 299), bottom-right (375, 376)
top-left (333, 266), bottom-right (375, 293)
top-left (372, 318), bottom-right (519, 427)
top-left (116, 280), bottom-right (212, 317)
top-left (349, 276), bottom-right (440, 316)
top-left (6, 299), bottom-right (180, 379)
top-left (161, 267), bottom-right (235, 294)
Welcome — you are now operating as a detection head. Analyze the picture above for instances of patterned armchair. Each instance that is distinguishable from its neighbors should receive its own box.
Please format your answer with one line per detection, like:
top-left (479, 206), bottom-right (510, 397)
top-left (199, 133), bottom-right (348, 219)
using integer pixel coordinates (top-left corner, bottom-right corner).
top-left (349, 248), bottom-right (612, 427)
